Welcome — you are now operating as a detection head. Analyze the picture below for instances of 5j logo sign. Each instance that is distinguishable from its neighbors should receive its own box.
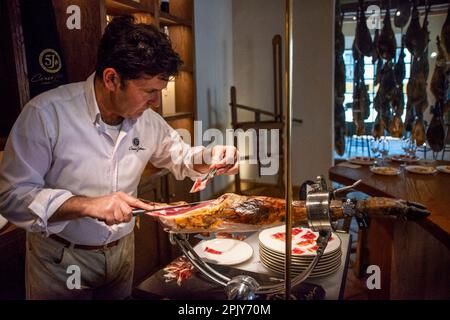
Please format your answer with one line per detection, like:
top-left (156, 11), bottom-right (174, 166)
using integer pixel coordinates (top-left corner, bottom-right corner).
top-left (39, 49), bottom-right (62, 74)
top-left (366, 5), bottom-right (381, 30)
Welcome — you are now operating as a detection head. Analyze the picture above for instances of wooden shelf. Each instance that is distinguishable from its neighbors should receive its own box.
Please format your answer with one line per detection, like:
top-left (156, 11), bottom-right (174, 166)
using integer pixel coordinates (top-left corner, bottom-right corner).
top-left (159, 12), bottom-right (192, 27)
top-left (163, 111), bottom-right (194, 121)
top-left (105, 0), bottom-right (153, 15)
top-left (180, 65), bottom-right (194, 73)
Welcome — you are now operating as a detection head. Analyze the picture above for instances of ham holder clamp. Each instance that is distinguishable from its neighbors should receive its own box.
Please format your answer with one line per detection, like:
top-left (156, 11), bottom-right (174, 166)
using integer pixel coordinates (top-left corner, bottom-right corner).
top-left (167, 175), bottom-right (344, 300)
top-left (138, 175), bottom-right (429, 300)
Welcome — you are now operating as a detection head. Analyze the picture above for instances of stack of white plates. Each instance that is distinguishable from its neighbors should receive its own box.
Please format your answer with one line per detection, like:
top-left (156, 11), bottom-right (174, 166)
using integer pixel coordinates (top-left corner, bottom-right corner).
top-left (258, 225), bottom-right (342, 278)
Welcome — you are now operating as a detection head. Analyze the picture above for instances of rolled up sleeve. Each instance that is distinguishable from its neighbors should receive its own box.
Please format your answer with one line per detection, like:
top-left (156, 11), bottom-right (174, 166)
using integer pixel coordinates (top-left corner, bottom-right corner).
top-left (149, 118), bottom-right (207, 181)
top-left (0, 105), bottom-right (72, 236)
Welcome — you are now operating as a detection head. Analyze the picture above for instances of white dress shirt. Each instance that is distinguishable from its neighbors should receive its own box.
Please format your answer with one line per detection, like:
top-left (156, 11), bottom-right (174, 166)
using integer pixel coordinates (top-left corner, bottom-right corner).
top-left (0, 73), bottom-right (205, 245)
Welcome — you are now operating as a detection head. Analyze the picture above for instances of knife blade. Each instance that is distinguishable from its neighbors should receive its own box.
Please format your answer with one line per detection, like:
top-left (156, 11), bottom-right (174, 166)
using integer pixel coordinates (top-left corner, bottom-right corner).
top-left (132, 200), bottom-right (211, 217)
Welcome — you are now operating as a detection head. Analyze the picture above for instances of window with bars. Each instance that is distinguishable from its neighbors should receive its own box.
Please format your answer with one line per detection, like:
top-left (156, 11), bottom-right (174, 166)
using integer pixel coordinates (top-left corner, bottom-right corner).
top-left (343, 48), bottom-right (412, 124)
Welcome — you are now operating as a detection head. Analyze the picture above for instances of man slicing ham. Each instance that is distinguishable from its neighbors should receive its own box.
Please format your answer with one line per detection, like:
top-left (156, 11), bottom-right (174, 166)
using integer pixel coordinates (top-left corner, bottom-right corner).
top-left (0, 15), bottom-right (238, 300)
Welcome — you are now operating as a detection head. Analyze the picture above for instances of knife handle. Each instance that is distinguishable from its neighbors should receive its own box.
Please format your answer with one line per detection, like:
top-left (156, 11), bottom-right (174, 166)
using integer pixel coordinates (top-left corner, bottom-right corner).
top-left (132, 209), bottom-right (146, 216)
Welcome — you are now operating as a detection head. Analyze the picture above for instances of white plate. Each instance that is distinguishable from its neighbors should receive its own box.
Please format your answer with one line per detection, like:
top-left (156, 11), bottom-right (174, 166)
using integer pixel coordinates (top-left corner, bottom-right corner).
top-left (348, 157), bottom-right (376, 165)
top-left (260, 254), bottom-right (341, 272)
top-left (259, 240), bottom-right (341, 260)
top-left (436, 165), bottom-right (450, 174)
top-left (390, 154), bottom-right (420, 163)
top-left (259, 250), bottom-right (341, 271)
top-left (405, 165), bottom-right (437, 175)
top-left (260, 255), bottom-right (341, 278)
top-left (258, 226), bottom-right (341, 256)
top-left (259, 245), bottom-right (342, 265)
top-left (193, 238), bottom-right (253, 266)
top-left (370, 166), bottom-right (400, 176)
top-left (0, 215), bottom-right (8, 231)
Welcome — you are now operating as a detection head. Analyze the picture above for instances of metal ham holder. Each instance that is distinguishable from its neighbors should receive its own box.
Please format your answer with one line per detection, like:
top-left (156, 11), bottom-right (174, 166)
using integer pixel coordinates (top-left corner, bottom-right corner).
top-left (168, 176), bottom-right (362, 300)
top-left (167, 0), bottom-right (355, 300)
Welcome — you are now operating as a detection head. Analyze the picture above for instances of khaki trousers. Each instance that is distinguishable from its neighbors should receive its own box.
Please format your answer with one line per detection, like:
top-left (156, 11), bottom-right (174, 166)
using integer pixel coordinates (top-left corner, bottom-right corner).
top-left (25, 231), bottom-right (134, 300)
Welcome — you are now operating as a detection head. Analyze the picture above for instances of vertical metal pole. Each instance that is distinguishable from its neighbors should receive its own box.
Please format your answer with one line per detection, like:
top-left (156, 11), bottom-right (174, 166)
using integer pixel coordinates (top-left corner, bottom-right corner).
top-left (284, 0), bottom-right (293, 300)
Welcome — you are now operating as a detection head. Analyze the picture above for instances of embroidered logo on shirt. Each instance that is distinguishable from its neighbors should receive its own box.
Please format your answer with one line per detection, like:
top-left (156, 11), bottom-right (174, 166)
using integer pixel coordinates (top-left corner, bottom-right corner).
top-left (129, 137), bottom-right (146, 152)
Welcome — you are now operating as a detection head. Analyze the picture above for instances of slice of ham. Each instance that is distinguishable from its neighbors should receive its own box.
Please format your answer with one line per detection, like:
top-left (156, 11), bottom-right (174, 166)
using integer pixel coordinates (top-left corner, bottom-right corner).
top-left (189, 177), bottom-right (206, 193)
top-left (296, 239), bottom-right (316, 247)
top-left (292, 248), bottom-right (304, 255)
top-left (145, 201), bottom-right (213, 217)
top-left (271, 232), bottom-right (286, 242)
top-left (301, 231), bottom-right (317, 240)
top-left (204, 247), bottom-right (222, 255)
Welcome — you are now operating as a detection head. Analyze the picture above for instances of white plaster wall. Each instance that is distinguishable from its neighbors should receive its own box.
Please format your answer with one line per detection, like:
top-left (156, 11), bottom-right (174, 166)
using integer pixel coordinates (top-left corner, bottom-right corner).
top-left (194, 0), bottom-right (233, 199)
top-left (232, 0), bottom-right (335, 186)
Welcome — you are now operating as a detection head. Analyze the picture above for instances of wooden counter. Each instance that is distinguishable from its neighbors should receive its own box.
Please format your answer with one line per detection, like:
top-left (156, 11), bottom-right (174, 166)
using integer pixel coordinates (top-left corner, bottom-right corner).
top-left (329, 161), bottom-right (450, 299)
top-left (329, 161), bottom-right (450, 247)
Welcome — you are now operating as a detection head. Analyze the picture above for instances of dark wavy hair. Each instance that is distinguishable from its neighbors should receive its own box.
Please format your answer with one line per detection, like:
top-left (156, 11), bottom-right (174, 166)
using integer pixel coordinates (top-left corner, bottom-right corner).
top-left (95, 15), bottom-right (183, 81)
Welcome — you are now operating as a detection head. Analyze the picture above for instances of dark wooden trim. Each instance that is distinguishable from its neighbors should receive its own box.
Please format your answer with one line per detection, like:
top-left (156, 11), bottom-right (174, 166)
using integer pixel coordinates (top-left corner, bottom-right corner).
top-left (7, 0), bottom-right (30, 109)
top-left (163, 111), bottom-right (193, 121)
top-left (159, 11), bottom-right (191, 27)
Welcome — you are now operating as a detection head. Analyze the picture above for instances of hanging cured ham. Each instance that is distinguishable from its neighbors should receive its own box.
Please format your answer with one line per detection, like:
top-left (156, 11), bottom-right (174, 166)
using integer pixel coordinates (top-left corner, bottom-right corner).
top-left (426, 102), bottom-right (445, 152)
top-left (441, 5), bottom-right (450, 59)
top-left (430, 37), bottom-right (449, 105)
top-left (427, 37), bottom-right (448, 152)
top-left (355, 0), bottom-right (373, 57)
top-left (377, 2), bottom-right (397, 61)
top-left (352, 39), bottom-right (366, 136)
top-left (334, 2), bottom-right (346, 155)
top-left (405, 1), bottom-right (429, 58)
top-left (394, 0), bottom-right (411, 29)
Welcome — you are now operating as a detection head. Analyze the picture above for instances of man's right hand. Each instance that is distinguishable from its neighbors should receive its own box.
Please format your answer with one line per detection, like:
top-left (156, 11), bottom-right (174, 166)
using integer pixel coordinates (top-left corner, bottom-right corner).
top-left (50, 192), bottom-right (156, 225)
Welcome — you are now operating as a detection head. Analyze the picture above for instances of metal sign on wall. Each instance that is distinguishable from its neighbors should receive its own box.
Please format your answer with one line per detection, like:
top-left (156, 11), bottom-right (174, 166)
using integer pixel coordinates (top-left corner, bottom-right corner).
top-left (19, 0), bottom-right (67, 98)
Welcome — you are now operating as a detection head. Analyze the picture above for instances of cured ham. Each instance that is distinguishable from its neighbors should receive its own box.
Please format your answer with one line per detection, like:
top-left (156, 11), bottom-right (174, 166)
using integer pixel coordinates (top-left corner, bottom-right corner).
top-left (427, 37), bottom-right (448, 152)
top-left (145, 193), bottom-right (430, 234)
top-left (394, 1), bottom-right (411, 29)
top-left (377, 2), bottom-right (396, 61)
top-left (334, 2), bottom-right (346, 155)
top-left (426, 103), bottom-right (445, 152)
top-left (405, 1), bottom-right (428, 58)
top-left (441, 5), bottom-right (450, 59)
top-left (355, 0), bottom-right (373, 57)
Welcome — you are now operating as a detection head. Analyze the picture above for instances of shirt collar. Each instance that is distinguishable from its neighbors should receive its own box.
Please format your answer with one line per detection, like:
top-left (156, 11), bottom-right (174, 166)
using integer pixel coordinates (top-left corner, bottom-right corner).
top-left (84, 73), bottom-right (101, 125)
top-left (84, 73), bottom-right (137, 132)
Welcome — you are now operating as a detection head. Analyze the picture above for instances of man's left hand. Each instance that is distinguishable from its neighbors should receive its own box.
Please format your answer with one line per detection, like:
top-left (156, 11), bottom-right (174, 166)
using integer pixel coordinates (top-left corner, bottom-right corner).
top-left (196, 145), bottom-right (239, 176)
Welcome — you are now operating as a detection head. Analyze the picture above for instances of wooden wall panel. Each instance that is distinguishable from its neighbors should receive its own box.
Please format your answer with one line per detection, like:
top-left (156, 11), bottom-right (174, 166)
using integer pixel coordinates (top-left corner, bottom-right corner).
top-left (175, 72), bottom-right (194, 113)
top-left (169, 0), bottom-right (193, 20)
top-left (169, 26), bottom-right (193, 70)
top-left (52, 0), bottom-right (103, 83)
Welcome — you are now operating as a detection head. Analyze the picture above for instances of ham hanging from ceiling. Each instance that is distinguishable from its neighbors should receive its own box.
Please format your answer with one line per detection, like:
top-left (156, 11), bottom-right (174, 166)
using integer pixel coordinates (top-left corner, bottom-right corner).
top-left (335, 2), bottom-right (346, 156)
top-left (441, 5), bottom-right (450, 59)
top-left (355, 0), bottom-right (373, 57)
top-left (377, 2), bottom-right (397, 61)
top-left (394, 0), bottom-right (411, 29)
